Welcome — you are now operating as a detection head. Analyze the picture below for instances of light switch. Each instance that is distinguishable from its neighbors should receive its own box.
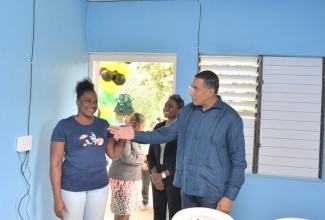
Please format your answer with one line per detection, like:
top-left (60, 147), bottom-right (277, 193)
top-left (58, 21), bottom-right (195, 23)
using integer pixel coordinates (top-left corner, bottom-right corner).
top-left (16, 135), bottom-right (32, 152)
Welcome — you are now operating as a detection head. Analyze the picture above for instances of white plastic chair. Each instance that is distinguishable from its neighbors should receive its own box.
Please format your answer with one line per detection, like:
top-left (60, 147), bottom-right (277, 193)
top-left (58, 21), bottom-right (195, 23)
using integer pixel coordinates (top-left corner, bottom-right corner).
top-left (172, 207), bottom-right (234, 220)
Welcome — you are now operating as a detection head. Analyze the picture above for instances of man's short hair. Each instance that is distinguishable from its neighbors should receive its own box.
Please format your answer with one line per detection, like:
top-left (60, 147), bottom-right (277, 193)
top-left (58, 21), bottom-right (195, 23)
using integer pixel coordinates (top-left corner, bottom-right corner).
top-left (195, 70), bottom-right (219, 94)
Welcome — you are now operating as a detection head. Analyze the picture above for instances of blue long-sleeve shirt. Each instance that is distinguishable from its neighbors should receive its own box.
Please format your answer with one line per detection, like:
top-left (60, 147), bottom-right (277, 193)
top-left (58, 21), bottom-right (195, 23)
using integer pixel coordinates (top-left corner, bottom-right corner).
top-left (133, 96), bottom-right (247, 201)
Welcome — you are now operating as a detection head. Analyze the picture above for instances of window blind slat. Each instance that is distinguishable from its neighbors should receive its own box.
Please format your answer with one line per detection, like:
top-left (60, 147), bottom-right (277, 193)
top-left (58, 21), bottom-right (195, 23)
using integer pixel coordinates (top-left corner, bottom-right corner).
top-left (245, 163), bottom-right (253, 173)
top-left (259, 147), bottom-right (319, 159)
top-left (261, 111), bottom-right (321, 122)
top-left (262, 84), bottom-right (322, 94)
top-left (261, 92), bottom-right (321, 103)
top-left (263, 66), bottom-right (322, 76)
top-left (263, 57), bottom-right (322, 66)
top-left (260, 128), bottom-right (320, 141)
top-left (219, 93), bottom-right (257, 101)
top-left (219, 75), bottom-right (257, 84)
top-left (238, 112), bottom-right (256, 119)
top-left (261, 101), bottom-right (321, 113)
top-left (201, 65), bottom-right (258, 75)
top-left (246, 154), bottom-right (253, 163)
top-left (263, 74), bottom-right (322, 85)
top-left (261, 137), bottom-right (319, 150)
top-left (219, 84), bottom-right (257, 93)
top-left (227, 102), bottom-right (257, 111)
top-left (245, 145), bottom-right (253, 152)
top-left (259, 156), bottom-right (319, 168)
top-left (261, 120), bottom-right (320, 131)
top-left (200, 56), bottom-right (259, 66)
top-left (245, 136), bottom-right (254, 145)
top-left (242, 119), bottom-right (255, 128)
top-left (258, 165), bottom-right (319, 178)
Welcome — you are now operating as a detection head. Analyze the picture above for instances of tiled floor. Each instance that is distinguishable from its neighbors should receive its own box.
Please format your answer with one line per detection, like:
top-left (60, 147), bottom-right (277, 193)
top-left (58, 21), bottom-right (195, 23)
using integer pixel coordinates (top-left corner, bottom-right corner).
top-left (104, 181), bottom-right (154, 220)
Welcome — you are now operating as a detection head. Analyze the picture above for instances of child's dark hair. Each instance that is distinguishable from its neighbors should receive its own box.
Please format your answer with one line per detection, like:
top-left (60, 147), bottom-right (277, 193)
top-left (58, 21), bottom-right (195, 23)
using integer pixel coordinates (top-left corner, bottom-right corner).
top-left (169, 94), bottom-right (184, 109)
top-left (132, 112), bottom-right (146, 127)
top-left (76, 78), bottom-right (95, 99)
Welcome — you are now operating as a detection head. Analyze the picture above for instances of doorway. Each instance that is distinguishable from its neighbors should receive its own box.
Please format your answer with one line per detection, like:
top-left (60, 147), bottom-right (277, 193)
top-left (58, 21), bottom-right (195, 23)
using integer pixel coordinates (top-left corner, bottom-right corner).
top-left (89, 52), bottom-right (176, 219)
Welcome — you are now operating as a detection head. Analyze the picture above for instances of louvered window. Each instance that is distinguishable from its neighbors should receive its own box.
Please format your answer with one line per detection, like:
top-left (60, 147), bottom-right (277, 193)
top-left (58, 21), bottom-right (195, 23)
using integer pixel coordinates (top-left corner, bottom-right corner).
top-left (200, 56), bottom-right (260, 173)
top-left (257, 56), bottom-right (323, 178)
top-left (199, 55), bottom-right (324, 179)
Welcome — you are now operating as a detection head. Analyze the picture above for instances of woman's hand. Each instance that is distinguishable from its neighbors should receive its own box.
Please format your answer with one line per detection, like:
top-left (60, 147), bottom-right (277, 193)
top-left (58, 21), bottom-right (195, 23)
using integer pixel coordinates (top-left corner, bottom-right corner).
top-left (142, 163), bottom-right (149, 171)
top-left (54, 197), bottom-right (68, 219)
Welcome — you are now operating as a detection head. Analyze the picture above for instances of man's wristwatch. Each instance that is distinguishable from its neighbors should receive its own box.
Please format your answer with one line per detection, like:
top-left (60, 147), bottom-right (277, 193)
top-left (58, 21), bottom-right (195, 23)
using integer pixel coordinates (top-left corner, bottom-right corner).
top-left (161, 171), bottom-right (166, 179)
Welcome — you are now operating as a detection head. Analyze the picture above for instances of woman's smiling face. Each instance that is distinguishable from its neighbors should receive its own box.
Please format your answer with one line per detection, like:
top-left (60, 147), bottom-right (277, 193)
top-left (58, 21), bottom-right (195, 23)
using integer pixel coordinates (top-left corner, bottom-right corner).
top-left (163, 98), bottom-right (179, 119)
top-left (77, 90), bottom-right (98, 118)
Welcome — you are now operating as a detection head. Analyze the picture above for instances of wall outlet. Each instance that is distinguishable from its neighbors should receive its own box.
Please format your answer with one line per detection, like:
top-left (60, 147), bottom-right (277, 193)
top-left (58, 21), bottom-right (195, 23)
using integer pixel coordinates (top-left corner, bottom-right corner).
top-left (16, 135), bottom-right (32, 152)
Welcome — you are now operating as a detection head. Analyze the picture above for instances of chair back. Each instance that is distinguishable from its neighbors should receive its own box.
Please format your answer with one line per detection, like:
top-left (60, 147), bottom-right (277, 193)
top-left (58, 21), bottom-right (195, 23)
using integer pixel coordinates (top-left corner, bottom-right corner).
top-left (172, 207), bottom-right (234, 220)
top-left (276, 218), bottom-right (309, 220)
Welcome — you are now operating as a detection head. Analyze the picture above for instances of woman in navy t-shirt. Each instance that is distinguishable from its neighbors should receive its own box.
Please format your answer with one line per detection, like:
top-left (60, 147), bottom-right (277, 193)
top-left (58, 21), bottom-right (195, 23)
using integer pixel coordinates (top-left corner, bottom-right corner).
top-left (50, 78), bottom-right (126, 220)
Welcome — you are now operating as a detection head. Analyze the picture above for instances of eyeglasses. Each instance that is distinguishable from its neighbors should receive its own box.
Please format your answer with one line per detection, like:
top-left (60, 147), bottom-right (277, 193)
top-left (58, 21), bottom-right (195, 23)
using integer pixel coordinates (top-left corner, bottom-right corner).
top-left (190, 84), bottom-right (207, 93)
top-left (189, 84), bottom-right (211, 93)
top-left (189, 85), bottom-right (198, 93)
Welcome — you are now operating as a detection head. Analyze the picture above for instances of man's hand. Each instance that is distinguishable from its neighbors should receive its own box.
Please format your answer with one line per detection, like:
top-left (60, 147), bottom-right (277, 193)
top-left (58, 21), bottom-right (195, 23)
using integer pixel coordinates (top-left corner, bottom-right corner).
top-left (107, 119), bottom-right (135, 140)
top-left (216, 197), bottom-right (233, 214)
top-left (154, 181), bottom-right (164, 191)
top-left (151, 172), bottom-right (163, 185)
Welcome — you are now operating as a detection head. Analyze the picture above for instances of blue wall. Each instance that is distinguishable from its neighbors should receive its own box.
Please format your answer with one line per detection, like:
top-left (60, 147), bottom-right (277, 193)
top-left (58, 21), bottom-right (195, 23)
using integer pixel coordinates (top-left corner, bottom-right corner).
top-left (1, 0), bottom-right (325, 219)
top-left (87, 0), bottom-right (200, 104)
top-left (0, 0), bottom-right (88, 219)
top-left (87, 0), bottom-right (325, 220)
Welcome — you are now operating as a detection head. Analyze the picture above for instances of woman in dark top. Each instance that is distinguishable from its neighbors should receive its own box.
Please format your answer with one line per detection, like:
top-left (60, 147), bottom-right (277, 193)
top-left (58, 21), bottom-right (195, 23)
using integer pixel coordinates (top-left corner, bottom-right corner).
top-left (148, 94), bottom-right (184, 220)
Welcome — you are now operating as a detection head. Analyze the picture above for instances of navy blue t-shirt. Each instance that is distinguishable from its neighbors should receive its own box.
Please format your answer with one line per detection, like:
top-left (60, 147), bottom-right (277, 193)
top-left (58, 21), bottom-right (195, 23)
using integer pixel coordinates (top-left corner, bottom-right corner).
top-left (51, 116), bottom-right (113, 192)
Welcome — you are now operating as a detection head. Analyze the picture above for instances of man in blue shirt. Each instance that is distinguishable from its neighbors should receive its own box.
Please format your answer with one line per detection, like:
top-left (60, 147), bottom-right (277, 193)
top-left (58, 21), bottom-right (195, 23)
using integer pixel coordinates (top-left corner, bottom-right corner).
top-left (108, 70), bottom-right (247, 214)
